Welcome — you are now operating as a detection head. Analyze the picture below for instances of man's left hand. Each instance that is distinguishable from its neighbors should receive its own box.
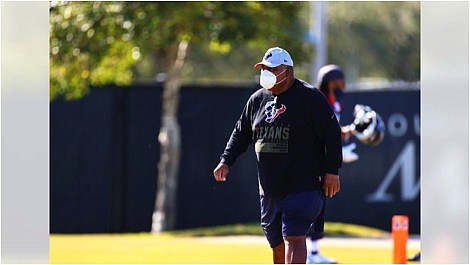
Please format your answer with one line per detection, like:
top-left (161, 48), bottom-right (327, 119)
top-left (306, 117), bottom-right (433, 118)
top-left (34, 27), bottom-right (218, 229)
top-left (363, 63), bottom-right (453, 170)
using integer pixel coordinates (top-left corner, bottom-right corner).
top-left (323, 173), bottom-right (340, 198)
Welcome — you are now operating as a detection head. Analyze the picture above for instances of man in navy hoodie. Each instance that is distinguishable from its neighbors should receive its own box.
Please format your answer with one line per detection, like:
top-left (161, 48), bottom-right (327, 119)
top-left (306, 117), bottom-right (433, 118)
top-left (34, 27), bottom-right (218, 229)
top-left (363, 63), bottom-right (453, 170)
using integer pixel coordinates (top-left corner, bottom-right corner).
top-left (213, 47), bottom-right (342, 264)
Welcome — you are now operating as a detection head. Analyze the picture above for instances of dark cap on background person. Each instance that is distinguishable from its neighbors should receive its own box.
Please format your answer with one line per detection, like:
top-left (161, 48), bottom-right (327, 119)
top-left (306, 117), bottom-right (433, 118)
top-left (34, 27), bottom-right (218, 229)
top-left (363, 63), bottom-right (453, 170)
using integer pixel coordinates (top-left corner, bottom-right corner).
top-left (316, 64), bottom-right (345, 93)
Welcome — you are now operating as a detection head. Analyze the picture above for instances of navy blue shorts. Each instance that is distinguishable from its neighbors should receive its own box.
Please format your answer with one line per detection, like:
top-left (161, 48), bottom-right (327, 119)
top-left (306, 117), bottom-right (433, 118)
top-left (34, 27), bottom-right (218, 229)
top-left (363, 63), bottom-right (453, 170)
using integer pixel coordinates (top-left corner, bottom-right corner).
top-left (260, 190), bottom-right (326, 248)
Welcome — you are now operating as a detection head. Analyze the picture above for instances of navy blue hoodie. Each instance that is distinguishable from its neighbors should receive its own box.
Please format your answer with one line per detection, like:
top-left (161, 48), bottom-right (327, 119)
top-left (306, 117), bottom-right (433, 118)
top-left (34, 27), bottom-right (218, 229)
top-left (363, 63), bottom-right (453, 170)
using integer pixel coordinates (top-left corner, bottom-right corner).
top-left (220, 79), bottom-right (342, 197)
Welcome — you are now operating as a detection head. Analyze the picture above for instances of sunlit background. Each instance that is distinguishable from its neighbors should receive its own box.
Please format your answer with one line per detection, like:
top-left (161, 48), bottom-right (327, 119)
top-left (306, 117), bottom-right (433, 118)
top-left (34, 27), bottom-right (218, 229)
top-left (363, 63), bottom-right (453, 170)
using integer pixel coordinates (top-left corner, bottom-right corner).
top-left (49, 2), bottom-right (421, 264)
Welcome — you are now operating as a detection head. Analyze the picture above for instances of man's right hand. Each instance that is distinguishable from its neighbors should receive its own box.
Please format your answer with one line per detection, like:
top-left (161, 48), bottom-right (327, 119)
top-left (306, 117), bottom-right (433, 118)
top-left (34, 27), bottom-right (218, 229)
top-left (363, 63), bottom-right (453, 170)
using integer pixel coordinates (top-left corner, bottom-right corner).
top-left (213, 163), bottom-right (229, 182)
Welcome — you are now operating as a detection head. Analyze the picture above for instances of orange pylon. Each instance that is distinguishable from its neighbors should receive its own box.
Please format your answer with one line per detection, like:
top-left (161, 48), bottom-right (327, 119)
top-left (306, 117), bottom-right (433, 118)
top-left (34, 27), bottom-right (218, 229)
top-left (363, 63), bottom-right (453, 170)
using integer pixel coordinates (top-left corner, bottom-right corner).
top-left (392, 215), bottom-right (409, 264)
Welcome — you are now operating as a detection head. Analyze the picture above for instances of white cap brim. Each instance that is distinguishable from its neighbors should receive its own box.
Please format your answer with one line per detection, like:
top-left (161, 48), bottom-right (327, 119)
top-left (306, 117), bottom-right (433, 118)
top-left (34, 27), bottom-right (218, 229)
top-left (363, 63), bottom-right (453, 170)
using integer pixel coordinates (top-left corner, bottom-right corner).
top-left (253, 61), bottom-right (281, 68)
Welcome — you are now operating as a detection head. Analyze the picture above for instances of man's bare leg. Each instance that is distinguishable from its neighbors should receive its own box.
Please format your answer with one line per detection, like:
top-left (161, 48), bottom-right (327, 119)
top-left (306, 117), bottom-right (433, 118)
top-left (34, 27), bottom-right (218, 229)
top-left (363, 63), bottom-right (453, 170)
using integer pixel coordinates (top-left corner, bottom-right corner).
top-left (284, 236), bottom-right (307, 264)
top-left (273, 242), bottom-right (285, 264)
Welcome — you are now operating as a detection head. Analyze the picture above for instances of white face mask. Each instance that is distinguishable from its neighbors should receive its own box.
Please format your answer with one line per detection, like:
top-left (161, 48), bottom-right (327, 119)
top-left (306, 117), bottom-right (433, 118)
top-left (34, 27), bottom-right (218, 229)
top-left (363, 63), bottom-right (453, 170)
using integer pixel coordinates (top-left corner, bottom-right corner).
top-left (260, 68), bottom-right (288, 90)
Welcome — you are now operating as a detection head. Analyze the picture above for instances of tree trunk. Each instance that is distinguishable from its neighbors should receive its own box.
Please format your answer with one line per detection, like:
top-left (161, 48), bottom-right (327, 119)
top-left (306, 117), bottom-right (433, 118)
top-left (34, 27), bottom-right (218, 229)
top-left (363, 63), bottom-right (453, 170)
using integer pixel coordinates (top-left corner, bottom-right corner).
top-left (152, 40), bottom-right (189, 232)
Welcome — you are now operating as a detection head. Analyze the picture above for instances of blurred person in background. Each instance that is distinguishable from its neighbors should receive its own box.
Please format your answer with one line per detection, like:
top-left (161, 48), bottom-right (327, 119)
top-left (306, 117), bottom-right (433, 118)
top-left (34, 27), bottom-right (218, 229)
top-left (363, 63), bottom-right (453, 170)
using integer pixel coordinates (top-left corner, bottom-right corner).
top-left (306, 65), bottom-right (357, 264)
top-left (213, 47), bottom-right (343, 264)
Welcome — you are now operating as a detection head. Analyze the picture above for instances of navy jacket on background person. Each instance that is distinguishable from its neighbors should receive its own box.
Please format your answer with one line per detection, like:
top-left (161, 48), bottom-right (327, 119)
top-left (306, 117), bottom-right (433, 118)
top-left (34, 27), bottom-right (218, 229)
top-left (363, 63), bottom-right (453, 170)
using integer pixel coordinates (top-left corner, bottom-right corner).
top-left (220, 79), bottom-right (343, 197)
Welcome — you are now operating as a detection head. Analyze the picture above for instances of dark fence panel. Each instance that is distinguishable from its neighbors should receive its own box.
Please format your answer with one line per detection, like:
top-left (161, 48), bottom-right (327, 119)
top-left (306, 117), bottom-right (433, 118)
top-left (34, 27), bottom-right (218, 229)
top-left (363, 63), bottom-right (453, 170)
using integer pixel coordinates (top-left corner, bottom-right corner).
top-left (50, 84), bottom-right (420, 234)
top-left (176, 86), bottom-right (259, 229)
top-left (50, 89), bottom-right (115, 233)
top-left (122, 87), bottom-right (162, 232)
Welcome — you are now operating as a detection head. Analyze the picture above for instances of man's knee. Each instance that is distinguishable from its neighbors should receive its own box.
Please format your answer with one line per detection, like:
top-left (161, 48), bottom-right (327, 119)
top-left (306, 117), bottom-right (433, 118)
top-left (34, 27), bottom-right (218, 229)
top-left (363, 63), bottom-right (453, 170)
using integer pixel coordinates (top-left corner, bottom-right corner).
top-left (284, 235), bottom-right (306, 245)
top-left (273, 242), bottom-right (285, 251)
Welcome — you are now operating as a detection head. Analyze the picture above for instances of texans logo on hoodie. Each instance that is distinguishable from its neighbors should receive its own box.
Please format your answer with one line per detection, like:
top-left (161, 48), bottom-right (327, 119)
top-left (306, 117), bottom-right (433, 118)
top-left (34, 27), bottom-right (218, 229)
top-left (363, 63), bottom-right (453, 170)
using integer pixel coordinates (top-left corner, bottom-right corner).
top-left (264, 100), bottom-right (286, 123)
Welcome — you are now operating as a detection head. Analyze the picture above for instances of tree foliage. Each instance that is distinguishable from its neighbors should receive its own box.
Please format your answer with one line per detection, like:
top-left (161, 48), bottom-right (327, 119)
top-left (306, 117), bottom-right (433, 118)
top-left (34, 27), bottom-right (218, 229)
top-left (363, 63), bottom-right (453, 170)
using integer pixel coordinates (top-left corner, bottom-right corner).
top-left (50, 1), bottom-right (310, 101)
top-left (50, 2), bottom-right (421, 101)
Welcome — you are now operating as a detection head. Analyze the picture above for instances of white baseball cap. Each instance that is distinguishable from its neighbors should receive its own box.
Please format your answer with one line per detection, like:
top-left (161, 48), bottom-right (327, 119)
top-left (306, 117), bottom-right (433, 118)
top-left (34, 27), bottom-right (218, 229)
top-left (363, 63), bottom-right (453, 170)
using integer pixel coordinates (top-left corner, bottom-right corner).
top-left (254, 47), bottom-right (294, 68)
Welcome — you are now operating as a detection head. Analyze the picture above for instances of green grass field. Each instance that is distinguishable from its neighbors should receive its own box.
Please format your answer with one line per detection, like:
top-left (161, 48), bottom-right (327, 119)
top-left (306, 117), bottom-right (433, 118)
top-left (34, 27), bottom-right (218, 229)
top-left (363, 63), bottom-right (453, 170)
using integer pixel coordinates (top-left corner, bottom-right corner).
top-left (50, 223), bottom-right (420, 264)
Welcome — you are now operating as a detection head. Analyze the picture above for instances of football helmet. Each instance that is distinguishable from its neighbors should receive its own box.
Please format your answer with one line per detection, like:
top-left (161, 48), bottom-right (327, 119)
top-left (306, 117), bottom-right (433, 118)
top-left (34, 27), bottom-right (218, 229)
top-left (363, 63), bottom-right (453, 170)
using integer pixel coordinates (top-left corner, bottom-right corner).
top-left (351, 104), bottom-right (385, 146)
